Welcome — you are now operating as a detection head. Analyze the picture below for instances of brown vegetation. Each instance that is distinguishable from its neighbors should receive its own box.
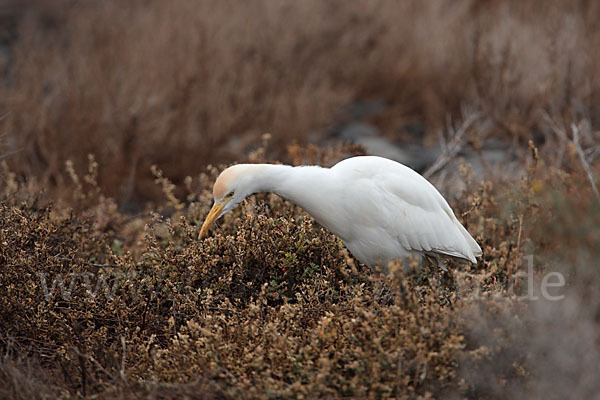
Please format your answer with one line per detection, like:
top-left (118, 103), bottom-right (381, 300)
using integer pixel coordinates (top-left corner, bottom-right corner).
top-left (0, 0), bottom-right (599, 398)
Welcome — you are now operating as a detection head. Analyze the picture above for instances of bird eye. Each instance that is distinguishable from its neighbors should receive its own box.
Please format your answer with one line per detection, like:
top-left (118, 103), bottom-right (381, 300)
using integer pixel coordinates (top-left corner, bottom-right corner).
top-left (226, 191), bottom-right (234, 198)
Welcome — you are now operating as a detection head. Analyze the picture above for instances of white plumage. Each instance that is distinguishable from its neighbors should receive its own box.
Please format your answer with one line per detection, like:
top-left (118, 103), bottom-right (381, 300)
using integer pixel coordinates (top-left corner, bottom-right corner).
top-left (200, 156), bottom-right (482, 270)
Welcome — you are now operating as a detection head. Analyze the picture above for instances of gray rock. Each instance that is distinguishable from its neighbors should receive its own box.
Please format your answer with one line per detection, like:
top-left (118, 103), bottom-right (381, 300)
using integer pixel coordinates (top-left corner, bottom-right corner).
top-left (336, 122), bottom-right (444, 172)
top-left (402, 143), bottom-right (442, 172)
top-left (346, 99), bottom-right (386, 120)
top-left (339, 122), bottom-right (380, 141)
top-left (355, 136), bottom-right (411, 165)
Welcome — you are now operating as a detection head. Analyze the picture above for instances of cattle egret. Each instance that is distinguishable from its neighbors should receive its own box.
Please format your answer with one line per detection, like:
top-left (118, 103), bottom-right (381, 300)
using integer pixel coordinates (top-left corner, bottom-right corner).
top-left (199, 156), bottom-right (481, 270)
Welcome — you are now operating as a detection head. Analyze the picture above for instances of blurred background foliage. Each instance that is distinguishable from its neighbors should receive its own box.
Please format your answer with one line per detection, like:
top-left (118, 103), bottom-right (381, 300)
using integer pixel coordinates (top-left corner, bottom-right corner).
top-left (1, 0), bottom-right (599, 202)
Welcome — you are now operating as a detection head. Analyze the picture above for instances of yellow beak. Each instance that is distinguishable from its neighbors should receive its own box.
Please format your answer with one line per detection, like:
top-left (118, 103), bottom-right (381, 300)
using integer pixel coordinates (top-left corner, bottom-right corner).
top-left (199, 201), bottom-right (226, 239)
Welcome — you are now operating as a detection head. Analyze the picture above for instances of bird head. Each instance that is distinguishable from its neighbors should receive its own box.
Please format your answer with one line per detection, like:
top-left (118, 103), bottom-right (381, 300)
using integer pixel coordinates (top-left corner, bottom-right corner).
top-left (198, 164), bottom-right (259, 239)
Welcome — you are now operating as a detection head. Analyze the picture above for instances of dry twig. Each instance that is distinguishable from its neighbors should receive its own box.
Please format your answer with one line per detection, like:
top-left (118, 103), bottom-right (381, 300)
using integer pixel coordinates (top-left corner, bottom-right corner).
top-left (423, 111), bottom-right (479, 179)
top-left (572, 123), bottom-right (600, 202)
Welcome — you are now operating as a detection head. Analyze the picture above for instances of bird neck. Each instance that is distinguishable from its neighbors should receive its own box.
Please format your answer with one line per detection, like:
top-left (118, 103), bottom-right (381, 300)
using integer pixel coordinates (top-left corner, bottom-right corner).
top-left (248, 164), bottom-right (334, 224)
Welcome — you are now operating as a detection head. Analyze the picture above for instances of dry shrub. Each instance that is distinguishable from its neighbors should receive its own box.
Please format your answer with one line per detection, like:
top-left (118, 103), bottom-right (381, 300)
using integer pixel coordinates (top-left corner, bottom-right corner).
top-left (0, 352), bottom-right (63, 399)
top-left (2, 139), bottom-right (597, 398)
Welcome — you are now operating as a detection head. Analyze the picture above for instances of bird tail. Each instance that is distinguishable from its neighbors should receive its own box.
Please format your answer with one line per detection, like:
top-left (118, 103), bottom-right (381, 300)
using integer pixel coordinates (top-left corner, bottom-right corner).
top-left (456, 222), bottom-right (482, 261)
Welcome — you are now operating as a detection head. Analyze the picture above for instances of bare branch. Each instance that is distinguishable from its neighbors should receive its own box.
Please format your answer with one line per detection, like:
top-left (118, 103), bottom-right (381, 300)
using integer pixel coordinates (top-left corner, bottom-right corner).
top-left (572, 123), bottom-right (600, 202)
top-left (0, 147), bottom-right (23, 161)
top-left (423, 111), bottom-right (479, 179)
top-left (541, 113), bottom-right (563, 167)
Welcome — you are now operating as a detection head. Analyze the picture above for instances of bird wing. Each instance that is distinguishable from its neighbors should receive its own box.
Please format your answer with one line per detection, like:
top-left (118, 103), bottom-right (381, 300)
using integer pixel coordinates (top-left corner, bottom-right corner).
top-left (330, 156), bottom-right (481, 264)
top-left (374, 172), bottom-right (481, 263)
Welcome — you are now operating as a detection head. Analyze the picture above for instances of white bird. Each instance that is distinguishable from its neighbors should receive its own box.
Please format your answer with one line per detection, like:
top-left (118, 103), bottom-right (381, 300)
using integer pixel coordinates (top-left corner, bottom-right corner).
top-left (199, 156), bottom-right (482, 270)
